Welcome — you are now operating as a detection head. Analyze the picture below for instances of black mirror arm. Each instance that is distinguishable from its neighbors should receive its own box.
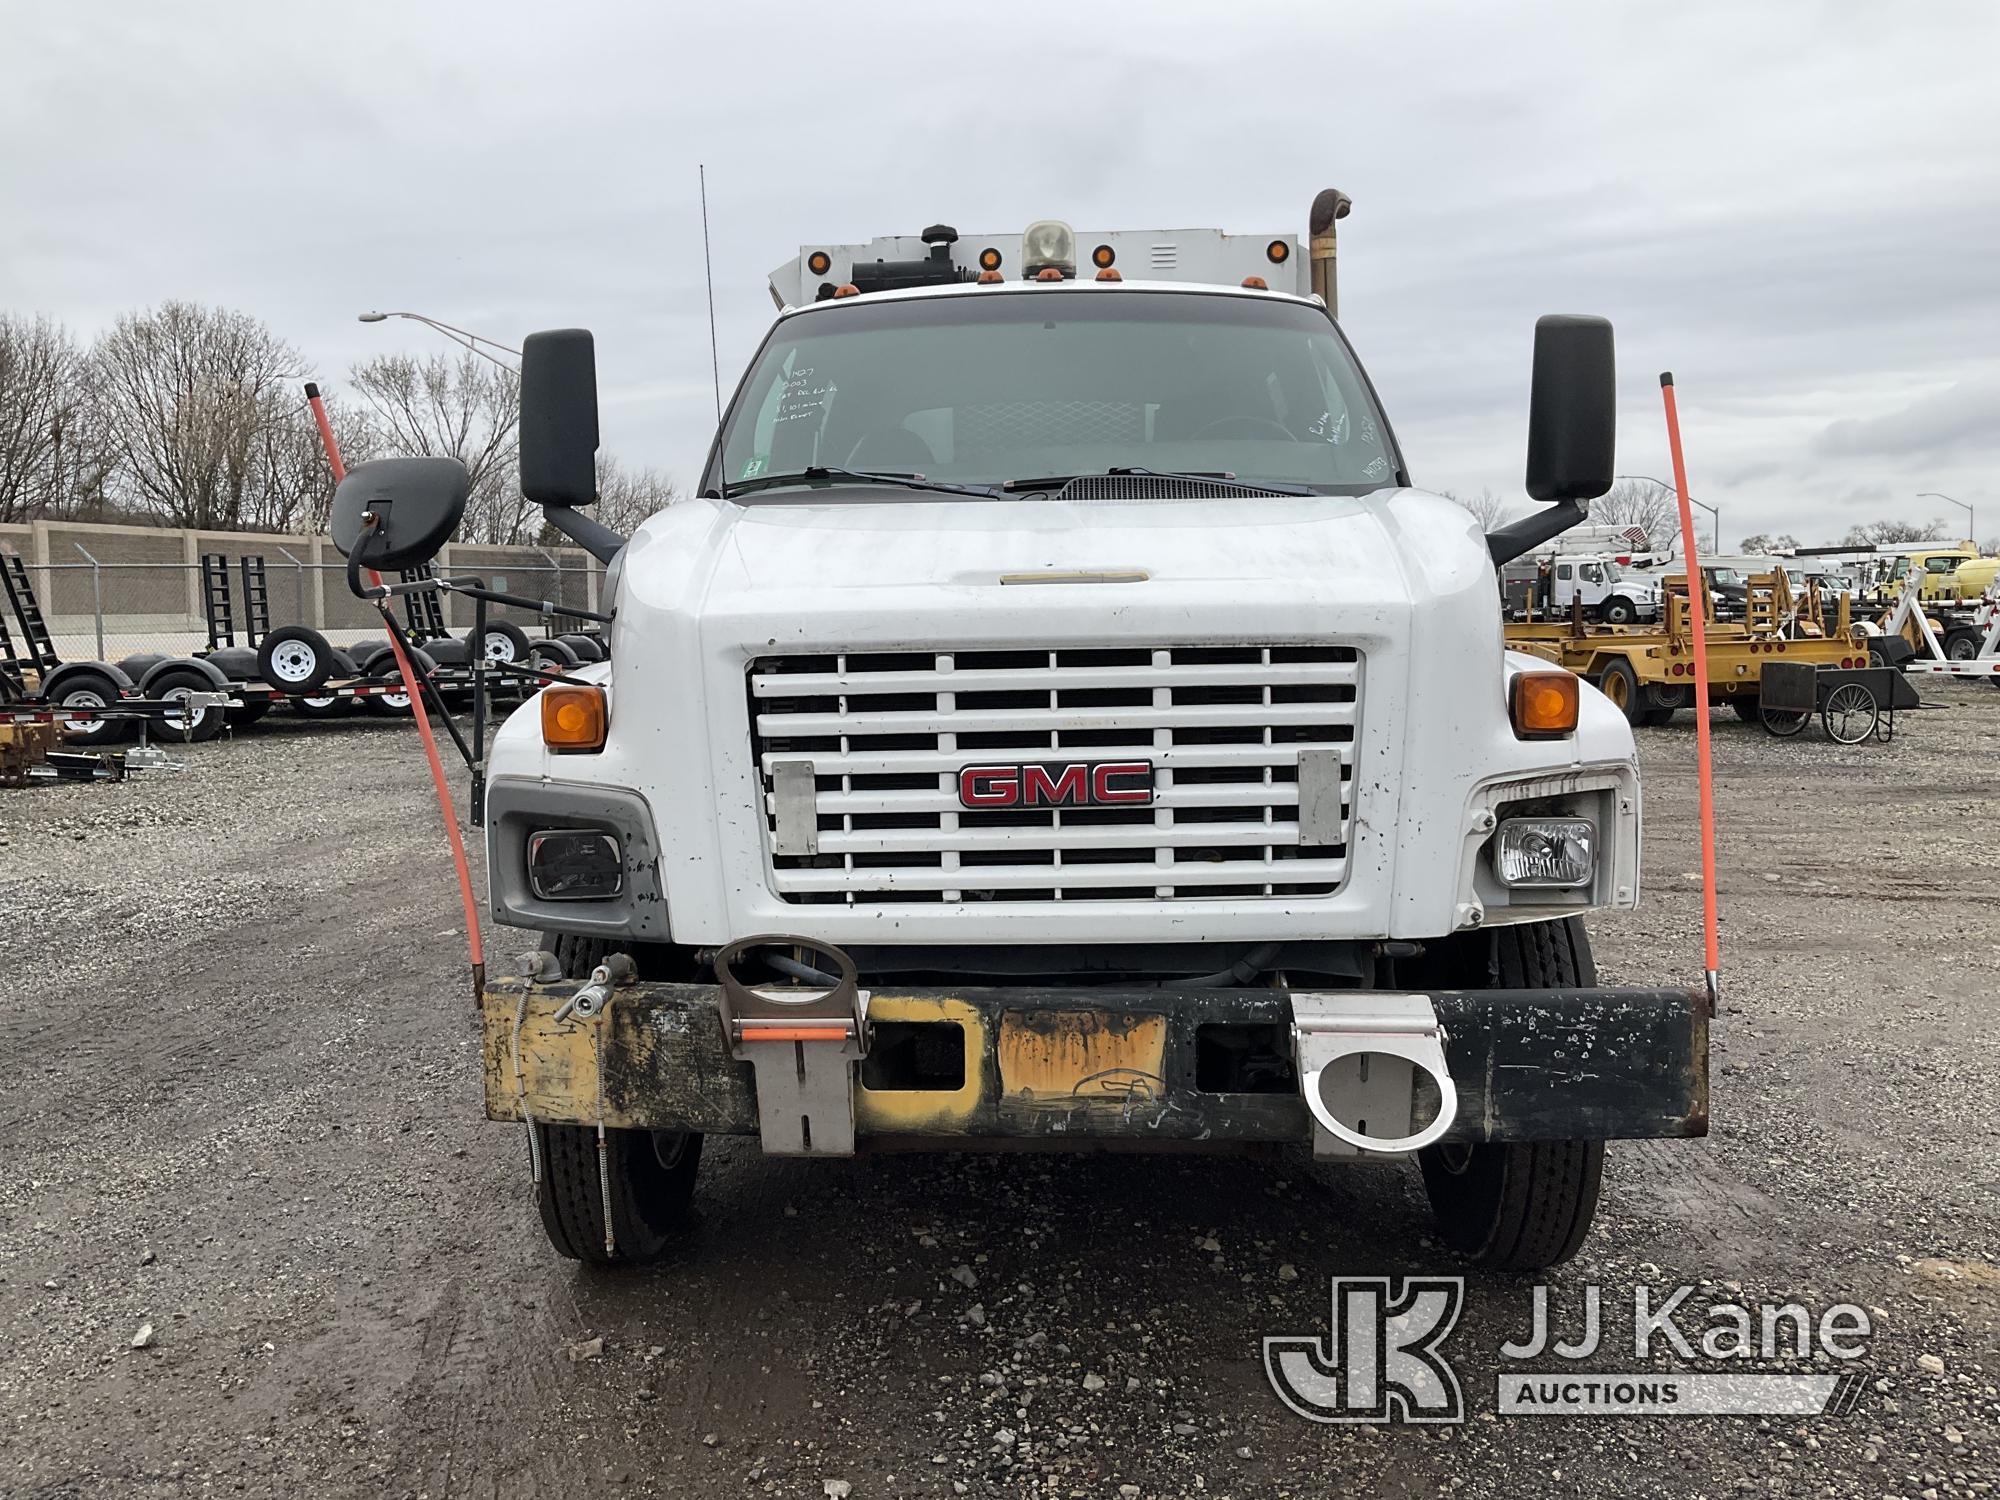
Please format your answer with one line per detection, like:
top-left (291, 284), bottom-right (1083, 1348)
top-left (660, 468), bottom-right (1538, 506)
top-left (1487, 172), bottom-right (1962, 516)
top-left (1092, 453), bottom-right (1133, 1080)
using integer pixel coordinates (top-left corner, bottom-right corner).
top-left (1486, 498), bottom-right (1588, 566)
top-left (543, 505), bottom-right (626, 565)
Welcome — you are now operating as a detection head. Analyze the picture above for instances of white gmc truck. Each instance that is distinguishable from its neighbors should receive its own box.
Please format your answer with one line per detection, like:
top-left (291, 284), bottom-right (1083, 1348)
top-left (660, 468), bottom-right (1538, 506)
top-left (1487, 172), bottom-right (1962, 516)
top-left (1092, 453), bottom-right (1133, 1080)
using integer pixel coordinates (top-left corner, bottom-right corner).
top-left (359, 189), bottom-right (1707, 1272)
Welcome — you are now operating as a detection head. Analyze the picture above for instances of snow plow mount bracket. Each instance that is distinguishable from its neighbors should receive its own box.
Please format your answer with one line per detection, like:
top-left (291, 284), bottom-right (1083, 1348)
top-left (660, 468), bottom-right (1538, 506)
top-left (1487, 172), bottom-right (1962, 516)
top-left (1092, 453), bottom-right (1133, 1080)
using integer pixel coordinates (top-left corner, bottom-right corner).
top-left (713, 936), bottom-right (870, 1157)
top-left (1291, 992), bottom-right (1458, 1158)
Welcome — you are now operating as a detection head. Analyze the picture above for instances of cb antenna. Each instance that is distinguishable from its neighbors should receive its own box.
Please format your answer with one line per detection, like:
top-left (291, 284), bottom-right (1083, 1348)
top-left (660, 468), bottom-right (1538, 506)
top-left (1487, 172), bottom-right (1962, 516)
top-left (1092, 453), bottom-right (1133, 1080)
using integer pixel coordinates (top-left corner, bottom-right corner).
top-left (700, 163), bottom-right (721, 422)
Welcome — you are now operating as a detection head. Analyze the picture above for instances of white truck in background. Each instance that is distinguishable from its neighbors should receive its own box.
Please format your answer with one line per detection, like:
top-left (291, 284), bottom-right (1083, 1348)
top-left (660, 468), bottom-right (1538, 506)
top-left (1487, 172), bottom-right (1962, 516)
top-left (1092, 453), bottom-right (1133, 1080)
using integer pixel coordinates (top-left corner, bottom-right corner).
top-left (1503, 552), bottom-right (1663, 623)
top-left (334, 187), bottom-right (1708, 1274)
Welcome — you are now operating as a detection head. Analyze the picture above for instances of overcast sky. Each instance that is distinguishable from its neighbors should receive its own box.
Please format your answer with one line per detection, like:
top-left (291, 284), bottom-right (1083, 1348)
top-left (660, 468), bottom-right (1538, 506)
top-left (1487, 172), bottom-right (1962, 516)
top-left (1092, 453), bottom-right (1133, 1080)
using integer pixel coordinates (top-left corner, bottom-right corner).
top-left (6, 1), bottom-right (1995, 546)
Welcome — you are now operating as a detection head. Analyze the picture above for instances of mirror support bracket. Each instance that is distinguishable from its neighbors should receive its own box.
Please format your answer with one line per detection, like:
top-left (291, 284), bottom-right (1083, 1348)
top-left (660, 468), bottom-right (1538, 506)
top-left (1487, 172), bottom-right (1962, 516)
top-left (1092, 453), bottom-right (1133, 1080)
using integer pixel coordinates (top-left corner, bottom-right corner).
top-left (542, 505), bottom-right (626, 565)
top-left (1486, 498), bottom-right (1588, 566)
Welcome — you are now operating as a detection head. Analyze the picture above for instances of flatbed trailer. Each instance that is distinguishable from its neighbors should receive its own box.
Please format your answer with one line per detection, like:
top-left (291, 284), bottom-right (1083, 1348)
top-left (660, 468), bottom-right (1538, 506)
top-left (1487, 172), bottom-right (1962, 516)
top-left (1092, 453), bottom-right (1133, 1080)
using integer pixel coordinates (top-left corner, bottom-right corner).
top-left (1506, 568), bottom-right (1867, 724)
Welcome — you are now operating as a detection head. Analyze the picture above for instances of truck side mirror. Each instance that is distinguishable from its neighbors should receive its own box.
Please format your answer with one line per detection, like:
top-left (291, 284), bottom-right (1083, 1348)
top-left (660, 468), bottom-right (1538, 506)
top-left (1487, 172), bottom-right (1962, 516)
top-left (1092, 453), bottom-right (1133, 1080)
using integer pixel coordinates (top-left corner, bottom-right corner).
top-left (520, 328), bottom-right (600, 508)
top-left (331, 456), bottom-right (470, 572)
top-left (1524, 314), bottom-right (1615, 503)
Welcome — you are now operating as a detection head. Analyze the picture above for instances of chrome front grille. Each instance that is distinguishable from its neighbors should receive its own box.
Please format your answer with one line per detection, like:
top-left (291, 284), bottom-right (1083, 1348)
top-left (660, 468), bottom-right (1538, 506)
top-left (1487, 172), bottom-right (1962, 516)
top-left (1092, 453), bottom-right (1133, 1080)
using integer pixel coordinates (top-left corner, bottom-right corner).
top-left (748, 645), bottom-right (1360, 906)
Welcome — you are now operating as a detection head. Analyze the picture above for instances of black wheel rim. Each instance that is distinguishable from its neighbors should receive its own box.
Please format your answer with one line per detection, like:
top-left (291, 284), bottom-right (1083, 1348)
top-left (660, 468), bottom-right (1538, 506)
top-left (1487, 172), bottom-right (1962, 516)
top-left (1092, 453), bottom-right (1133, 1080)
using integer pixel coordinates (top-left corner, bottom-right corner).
top-left (1822, 684), bottom-right (1877, 743)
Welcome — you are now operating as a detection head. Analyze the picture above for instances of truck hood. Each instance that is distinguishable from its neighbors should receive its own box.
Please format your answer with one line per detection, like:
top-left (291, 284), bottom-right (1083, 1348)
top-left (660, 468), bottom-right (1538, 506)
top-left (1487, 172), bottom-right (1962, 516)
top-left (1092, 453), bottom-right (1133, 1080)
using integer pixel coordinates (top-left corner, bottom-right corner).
top-left (617, 488), bottom-right (1495, 624)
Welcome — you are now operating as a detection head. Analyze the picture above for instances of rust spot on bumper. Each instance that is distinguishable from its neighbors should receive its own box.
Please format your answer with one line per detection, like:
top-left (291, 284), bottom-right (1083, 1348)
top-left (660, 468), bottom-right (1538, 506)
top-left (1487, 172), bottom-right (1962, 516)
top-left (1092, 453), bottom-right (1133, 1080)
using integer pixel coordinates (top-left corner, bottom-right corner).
top-left (998, 1010), bottom-right (1168, 1108)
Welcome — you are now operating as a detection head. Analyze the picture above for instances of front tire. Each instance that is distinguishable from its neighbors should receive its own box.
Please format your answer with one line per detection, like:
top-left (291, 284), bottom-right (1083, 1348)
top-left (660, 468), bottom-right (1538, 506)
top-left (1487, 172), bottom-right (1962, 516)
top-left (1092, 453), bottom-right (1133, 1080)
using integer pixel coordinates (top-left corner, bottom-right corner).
top-left (531, 932), bottom-right (701, 1265)
top-left (1417, 919), bottom-right (1606, 1270)
top-left (1599, 595), bottom-right (1637, 625)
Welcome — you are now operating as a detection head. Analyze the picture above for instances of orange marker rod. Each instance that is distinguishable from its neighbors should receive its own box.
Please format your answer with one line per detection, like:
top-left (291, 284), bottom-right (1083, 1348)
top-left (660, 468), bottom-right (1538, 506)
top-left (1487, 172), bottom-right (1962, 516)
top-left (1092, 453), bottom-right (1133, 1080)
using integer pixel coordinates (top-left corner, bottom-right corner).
top-left (303, 382), bottom-right (486, 1003)
top-left (1659, 372), bottom-right (1721, 1011)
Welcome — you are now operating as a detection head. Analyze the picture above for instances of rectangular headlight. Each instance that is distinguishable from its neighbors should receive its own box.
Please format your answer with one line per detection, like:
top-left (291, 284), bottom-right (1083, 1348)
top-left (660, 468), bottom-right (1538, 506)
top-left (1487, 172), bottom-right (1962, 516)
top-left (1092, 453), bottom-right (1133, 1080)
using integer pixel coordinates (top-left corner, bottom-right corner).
top-left (1493, 818), bottom-right (1596, 889)
top-left (527, 828), bottom-right (623, 901)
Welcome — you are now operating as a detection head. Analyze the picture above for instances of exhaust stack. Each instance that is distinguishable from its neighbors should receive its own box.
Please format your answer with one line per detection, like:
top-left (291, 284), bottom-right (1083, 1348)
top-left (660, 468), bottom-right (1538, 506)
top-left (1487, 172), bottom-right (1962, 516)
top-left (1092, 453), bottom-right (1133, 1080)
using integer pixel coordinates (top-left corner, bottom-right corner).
top-left (1309, 188), bottom-right (1352, 317)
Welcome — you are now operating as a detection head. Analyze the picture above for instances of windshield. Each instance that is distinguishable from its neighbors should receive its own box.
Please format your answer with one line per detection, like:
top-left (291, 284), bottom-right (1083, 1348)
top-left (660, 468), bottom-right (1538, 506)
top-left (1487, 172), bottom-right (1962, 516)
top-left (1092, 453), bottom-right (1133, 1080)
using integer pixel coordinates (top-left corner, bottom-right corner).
top-left (1710, 568), bottom-right (1745, 586)
top-left (708, 290), bottom-right (1401, 496)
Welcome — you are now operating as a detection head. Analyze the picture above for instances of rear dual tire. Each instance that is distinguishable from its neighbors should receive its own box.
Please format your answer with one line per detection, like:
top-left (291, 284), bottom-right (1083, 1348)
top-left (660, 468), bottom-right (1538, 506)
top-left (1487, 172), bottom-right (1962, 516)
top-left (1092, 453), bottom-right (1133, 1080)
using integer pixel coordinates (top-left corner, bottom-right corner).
top-left (1417, 918), bottom-right (1606, 1271)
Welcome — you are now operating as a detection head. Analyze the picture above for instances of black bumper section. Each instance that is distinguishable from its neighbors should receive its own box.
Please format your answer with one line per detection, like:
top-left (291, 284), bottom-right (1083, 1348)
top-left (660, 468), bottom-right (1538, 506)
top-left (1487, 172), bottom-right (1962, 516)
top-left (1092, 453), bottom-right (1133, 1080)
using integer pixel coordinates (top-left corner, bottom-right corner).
top-left (482, 981), bottom-right (1708, 1146)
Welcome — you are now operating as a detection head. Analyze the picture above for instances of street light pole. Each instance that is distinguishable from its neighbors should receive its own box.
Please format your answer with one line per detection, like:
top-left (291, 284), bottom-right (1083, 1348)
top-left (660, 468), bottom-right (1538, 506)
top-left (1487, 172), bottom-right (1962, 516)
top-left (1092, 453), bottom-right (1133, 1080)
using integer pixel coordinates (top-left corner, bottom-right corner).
top-left (1917, 491), bottom-right (1974, 542)
top-left (357, 311), bottom-right (520, 371)
top-left (1617, 473), bottom-right (1720, 554)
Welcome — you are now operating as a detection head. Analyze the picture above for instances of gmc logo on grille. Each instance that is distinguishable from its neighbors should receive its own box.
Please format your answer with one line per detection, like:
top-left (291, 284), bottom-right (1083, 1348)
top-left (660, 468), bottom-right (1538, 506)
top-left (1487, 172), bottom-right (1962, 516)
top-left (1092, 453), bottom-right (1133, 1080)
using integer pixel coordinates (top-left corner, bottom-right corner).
top-left (958, 761), bottom-right (1155, 809)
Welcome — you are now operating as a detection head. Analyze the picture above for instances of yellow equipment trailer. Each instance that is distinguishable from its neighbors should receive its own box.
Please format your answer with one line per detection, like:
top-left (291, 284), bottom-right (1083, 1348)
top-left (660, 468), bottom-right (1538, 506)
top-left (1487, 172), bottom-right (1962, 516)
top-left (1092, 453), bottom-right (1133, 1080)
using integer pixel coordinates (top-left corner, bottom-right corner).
top-left (1506, 569), bottom-right (1867, 725)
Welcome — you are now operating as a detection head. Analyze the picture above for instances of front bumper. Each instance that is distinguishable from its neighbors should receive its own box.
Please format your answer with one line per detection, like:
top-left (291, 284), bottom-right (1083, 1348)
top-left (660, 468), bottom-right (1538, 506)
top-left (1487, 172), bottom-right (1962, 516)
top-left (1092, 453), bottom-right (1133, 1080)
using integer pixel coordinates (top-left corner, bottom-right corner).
top-left (483, 980), bottom-right (1707, 1148)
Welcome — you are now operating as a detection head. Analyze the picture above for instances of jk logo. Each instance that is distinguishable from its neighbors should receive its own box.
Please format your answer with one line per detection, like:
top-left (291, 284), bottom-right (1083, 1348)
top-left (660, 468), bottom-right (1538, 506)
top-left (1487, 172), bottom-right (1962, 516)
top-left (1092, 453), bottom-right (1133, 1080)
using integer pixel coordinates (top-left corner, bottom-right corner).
top-left (1264, 1277), bottom-right (1466, 1424)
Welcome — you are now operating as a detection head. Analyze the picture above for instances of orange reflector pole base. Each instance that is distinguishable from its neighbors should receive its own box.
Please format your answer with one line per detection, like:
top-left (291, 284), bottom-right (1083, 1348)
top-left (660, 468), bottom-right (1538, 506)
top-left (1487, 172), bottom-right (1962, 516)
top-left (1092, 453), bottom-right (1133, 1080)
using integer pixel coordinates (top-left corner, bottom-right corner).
top-left (1660, 372), bottom-right (1721, 1012)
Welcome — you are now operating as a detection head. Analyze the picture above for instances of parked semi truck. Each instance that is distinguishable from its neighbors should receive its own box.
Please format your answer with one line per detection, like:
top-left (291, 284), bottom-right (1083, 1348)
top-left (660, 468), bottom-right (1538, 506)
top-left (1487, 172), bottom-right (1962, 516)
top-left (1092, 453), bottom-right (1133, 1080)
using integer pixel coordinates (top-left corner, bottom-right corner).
top-left (338, 188), bottom-right (1707, 1272)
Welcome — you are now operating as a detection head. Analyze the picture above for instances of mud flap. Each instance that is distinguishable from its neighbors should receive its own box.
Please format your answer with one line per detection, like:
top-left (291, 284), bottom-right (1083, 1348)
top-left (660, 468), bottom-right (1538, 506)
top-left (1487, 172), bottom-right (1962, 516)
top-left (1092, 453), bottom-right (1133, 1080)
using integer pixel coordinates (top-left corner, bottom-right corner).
top-left (1292, 993), bottom-right (1458, 1158)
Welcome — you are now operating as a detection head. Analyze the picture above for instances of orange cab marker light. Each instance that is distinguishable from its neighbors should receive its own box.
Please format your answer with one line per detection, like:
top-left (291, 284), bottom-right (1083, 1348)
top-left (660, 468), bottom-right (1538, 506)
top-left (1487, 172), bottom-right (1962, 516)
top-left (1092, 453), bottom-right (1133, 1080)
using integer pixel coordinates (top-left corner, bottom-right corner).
top-left (806, 250), bottom-right (831, 275)
top-left (832, 283), bottom-right (861, 298)
top-left (978, 246), bottom-right (1002, 271)
top-left (977, 268), bottom-right (1005, 284)
top-left (1091, 243), bottom-right (1116, 268)
top-left (1241, 275), bottom-right (1268, 290)
top-left (1095, 267), bottom-right (1122, 281)
top-left (1035, 267), bottom-right (1065, 282)
top-left (542, 684), bottom-right (607, 751)
top-left (1267, 239), bottom-right (1291, 264)
top-left (1511, 671), bottom-right (1579, 738)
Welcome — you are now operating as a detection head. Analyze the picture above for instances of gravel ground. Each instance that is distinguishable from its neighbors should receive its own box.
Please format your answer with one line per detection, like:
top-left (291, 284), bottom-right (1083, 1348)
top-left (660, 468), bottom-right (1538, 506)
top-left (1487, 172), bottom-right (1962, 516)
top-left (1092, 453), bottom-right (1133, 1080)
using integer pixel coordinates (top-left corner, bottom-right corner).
top-left (1, 689), bottom-right (1995, 1499)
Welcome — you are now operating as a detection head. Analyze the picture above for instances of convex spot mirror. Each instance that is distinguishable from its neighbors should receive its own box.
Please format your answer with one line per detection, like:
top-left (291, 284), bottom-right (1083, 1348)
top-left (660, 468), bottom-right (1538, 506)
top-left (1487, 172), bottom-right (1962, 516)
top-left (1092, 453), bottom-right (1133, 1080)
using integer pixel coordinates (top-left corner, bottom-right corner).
top-left (331, 456), bottom-right (471, 571)
top-left (1524, 314), bottom-right (1616, 503)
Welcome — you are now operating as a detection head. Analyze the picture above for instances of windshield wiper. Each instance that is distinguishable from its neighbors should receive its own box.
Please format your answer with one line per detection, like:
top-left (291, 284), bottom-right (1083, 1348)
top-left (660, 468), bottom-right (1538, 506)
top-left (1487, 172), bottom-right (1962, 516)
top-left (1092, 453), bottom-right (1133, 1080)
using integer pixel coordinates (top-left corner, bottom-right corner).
top-left (725, 466), bottom-right (1003, 501)
top-left (1002, 467), bottom-right (1313, 497)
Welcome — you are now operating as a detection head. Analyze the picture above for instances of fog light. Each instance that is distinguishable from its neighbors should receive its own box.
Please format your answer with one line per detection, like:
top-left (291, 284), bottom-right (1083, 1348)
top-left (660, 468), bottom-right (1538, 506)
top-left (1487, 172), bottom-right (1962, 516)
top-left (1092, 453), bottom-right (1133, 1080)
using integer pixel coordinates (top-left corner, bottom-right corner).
top-left (1493, 818), bottom-right (1596, 888)
top-left (527, 828), bottom-right (623, 900)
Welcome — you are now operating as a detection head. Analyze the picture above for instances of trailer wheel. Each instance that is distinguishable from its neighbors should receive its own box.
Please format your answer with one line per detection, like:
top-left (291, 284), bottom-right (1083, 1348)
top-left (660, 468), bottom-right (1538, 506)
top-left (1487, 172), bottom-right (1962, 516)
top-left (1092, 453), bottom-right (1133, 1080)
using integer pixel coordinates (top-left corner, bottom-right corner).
top-left (530, 933), bottom-right (701, 1265)
top-left (51, 668), bottom-right (135, 745)
top-left (357, 645), bottom-right (438, 716)
top-left (1594, 658), bottom-right (1642, 724)
top-left (1760, 699), bottom-right (1811, 737)
top-left (1598, 595), bottom-right (1638, 625)
top-left (257, 626), bottom-right (334, 692)
top-left (556, 632), bottom-right (606, 663)
top-left (149, 666), bottom-right (229, 742)
top-left (1418, 920), bottom-right (1605, 1270)
top-left (1821, 681), bottom-right (1879, 744)
top-left (476, 621), bottom-right (532, 664)
top-left (292, 650), bottom-right (359, 718)
top-left (526, 638), bottom-right (581, 675)
top-left (1728, 696), bottom-right (1761, 723)
top-left (1944, 629), bottom-right (1981, 662)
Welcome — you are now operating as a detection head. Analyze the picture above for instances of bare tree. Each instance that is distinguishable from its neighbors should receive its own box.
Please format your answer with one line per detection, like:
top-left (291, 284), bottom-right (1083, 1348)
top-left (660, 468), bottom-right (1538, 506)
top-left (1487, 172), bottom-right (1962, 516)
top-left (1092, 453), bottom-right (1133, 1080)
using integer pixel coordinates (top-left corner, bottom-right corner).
top-left (1439, 486), bottom-right (1521, 531)
top-left (1738, 532), bottom-right (1801, 553)
top-left (1588, 478), bottom-right (1678, 550)
top-left (93, 302), bottom-right (317, 530)
top-left (0, 314), bottom-right (114, 523)
top-left (588, 454), bottom-right (680, 537)
top-left (1841, 518), bottom-right (1946, 547)
top-left (260, 390), bottom-right (372, 535)
top-left (347, 352), bottom-right (523, 543)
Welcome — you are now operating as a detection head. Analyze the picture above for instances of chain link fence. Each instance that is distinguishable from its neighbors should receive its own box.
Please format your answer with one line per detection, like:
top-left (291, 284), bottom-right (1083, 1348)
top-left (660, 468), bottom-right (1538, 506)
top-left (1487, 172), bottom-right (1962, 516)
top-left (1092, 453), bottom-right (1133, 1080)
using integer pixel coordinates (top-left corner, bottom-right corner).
top-left (4, 547), bottom-right (601, 668)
